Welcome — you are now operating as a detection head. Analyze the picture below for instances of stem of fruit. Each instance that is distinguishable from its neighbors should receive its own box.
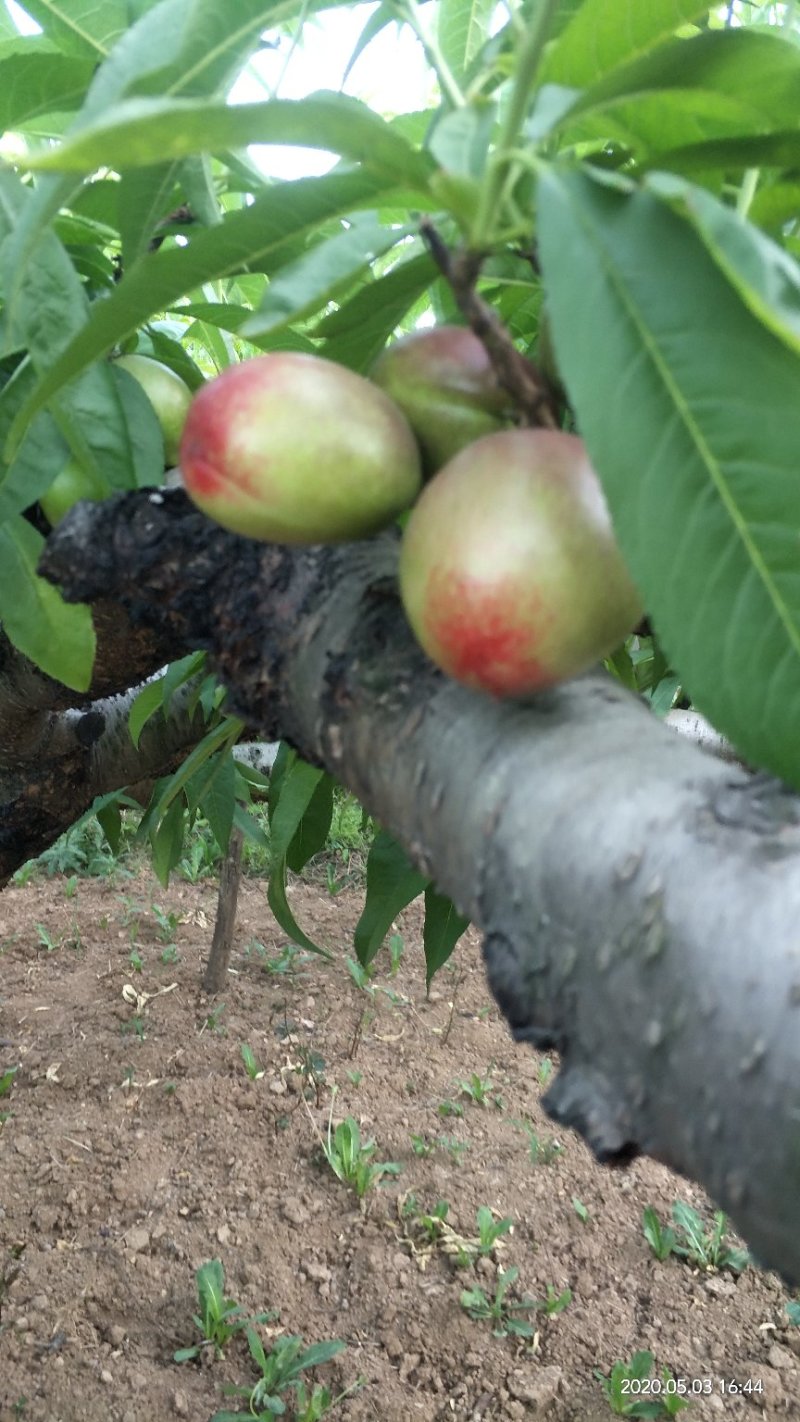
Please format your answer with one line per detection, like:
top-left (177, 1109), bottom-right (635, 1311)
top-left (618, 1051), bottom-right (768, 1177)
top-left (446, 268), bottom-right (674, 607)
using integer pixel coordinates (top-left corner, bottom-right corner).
top-left (420, 219), bottom-right (558, 428)
top-left (470, 0), bottom-right (561, 250)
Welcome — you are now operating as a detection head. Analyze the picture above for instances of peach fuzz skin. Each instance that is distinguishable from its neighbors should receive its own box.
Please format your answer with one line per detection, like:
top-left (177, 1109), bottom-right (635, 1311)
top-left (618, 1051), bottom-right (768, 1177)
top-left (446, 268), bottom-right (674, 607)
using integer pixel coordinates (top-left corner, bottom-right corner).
top-left (399, 429), bottom-right (643, 697)
top-left (180, 353), bottom-right (422, 545)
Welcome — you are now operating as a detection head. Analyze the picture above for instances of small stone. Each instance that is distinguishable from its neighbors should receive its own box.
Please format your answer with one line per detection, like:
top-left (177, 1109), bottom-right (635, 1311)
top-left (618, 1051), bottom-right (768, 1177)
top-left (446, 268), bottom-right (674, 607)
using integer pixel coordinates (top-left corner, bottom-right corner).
top-left (109, 1325), bottom-right (126, 1346)
top-left (281, 1198), bottom-right (309, 1226)
top-left (382, 1332), bottom-right (404, 1362)
top-left (399, 1352), bottom-right (421, 1382)
top-left (305, 1261), bottom-right (331, 1283)
top-left (704, 1275), bottom-right (736, 1298)
top-left (506, 1366), bottom-right (562, 1412)
top-left (217, 1223), bottom-right (231, 1245)
top-left (100, 1368), bottom-right (114, 1384)
top-left (768, 1343), bottom-right (796, 1373)
top-left (125, 1226), bottom-right (150, 1253)
top-left (268, 1077), bottom-right (287, 1095)
top-left (760, 1371), bottom-right (786, 1411)
top-left (172, 1390), bottom-right (190, 1416)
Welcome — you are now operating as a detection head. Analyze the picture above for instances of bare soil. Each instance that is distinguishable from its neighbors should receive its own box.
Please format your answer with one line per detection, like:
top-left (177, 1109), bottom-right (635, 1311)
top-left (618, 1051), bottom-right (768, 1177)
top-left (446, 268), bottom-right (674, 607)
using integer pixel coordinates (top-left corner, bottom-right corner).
top-left (0, 870), bottom-right (798, 1422)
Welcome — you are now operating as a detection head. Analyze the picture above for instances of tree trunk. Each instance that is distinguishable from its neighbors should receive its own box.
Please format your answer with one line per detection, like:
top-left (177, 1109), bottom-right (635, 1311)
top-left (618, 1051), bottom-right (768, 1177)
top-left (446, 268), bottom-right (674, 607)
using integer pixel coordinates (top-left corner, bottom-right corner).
top-left (203, 824), bottom-right (244, 994)
top-left (34, 488), bottom-right (800, 1287)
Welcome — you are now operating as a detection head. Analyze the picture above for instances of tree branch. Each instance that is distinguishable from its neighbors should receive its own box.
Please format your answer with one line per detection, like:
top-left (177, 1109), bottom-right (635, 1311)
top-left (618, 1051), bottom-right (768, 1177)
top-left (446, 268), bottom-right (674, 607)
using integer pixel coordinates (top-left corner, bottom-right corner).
top-left (421, 220), bottom-right (560, 428)
top-left (39, 489), bottom-right (800, 1286)
top-left (0, 581), bottom-right (208, 881)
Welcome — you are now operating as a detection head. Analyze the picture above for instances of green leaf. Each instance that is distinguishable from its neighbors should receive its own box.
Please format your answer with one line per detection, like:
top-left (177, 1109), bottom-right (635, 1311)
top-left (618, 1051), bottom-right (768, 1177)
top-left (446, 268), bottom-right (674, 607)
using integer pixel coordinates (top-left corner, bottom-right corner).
top-left (557, 29), bottom-right (800, 161)
top-left (197, 750), bottom-right (236, 852)
top-left (629, 1350), bottom-right (655, 1380)
top-left (147, 719), bottom-right (241, 824)
top-left (265, 756), bottom-right (335, 956)
top-left (285, 775), bottom-right (335, 874)
top-left (658, 130), bottom-right (800, 173)
top-left (437, 0), bottom-right (496, 82)
top-left (0, 516), bottom-right (95, 690)
top-left (161, 651), bottom-right (206, 708)
top-left (177, 153), bottom-right (221, 229)
top-left (85, 0), bottom-right (281, 114)
top-left (422, 886), bottom-right (470, 986)
top-left (269, 758), bottom-right (326, 861)
top-left (0, 412), bottom-right (71, 522)
top-left (117, 163), bottom-right (183, 270)
top-left (353, 831), bottom-right (428, 967)
top-left (9, 170), bottom-right (424, 446)
top-left (267, 740), bottom-right (295, 819)
top-left (294, 1338), bottom-right (346, 1369)
top-left (143, 326), bottom-right (207, 391)
top-left (267, 859), bottom-right (333, 959)
top-left (0, 0), bottom-right (311, 347)
top-left (751, 181), bottom-right (800, 235)
top-left (541, 0), bottom-right (710, 88)
top-left (645, 173), bottom-right (800, 359)
top-left (13, 0), bottom-right (131, 59)
top-left (316, 250), bottom-right (437, 373)
top-left (0, 40), bottom-right (93, 127)
top-left (196, 1259), bottom-right (225, 1320)
top-left (428, 102), bottom-right (496, 179)
top-left (95, 798), bottom-right (123, 855)
top-left (242, 213), bottom-right (409, 341)
top-left (173, 1345), bottom-right (200, 1364)
top-left (0, 172), bottom-right (164, 486)
top-left (537, 165), bottom-right (800, 788)
top-left (27, 93), bottom-right (436, 188)
top-left (342, 1), bottom-right (395, 84)
top-left (233, 800), bottom-right (270, 852)
top-left (128, 679), bottom-right (165, 749)
top-left (0, 7), bottom-right (24, 39)
top-left (161, 301), bottom-right (251, 334)
top-left (150, 794), bottom-right (187, 887)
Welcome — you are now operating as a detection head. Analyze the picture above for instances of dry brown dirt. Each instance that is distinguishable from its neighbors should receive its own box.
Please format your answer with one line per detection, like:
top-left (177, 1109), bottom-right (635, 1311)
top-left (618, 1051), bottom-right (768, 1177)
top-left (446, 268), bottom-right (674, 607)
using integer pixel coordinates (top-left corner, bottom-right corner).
top-left (0, 870), bottom-right (798, 1422)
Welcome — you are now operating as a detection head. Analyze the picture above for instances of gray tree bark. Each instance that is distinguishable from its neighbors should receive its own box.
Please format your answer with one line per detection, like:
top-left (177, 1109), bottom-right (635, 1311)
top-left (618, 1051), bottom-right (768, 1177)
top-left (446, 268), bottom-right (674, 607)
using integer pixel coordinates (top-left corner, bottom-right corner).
top-left (0, 604), bottom-right (205, 882)
top-left (34, 487), bottom-right (800, 1287)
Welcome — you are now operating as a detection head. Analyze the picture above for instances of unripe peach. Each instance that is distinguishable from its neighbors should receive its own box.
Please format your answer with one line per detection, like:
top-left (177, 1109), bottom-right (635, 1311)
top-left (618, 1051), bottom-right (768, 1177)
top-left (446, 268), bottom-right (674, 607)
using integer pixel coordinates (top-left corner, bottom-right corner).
top-left (180, 353), bottom-right (422, 544)
top-left (114, 353), bottom-right (193, 465)
top-left (371, 326), bottom-right (513, 476)
top-left (40, 458), bottom-right (107, 526)
top-left (399, 429), bottom-right (642, 696)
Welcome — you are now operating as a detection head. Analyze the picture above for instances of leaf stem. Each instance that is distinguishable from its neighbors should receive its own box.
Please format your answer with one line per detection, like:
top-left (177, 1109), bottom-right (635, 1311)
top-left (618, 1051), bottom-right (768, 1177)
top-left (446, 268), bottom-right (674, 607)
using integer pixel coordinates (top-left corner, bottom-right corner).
top-left (396, 0), bottom-right (466, 110)
top-left (470, 0), bottom-right (561, 249)
top-left (736, 167), bottom-right (759, 219)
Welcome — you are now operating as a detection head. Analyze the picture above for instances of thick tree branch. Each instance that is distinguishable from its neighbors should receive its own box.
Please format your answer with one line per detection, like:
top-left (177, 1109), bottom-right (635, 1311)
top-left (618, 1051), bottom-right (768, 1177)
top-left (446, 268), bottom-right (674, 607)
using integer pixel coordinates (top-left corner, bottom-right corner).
top-left (39, 489), bottom-right (800, 1286)
top-left (0, 669), bottom-right (205, 885)
top-left (0, 570), bottom-right (204, 882)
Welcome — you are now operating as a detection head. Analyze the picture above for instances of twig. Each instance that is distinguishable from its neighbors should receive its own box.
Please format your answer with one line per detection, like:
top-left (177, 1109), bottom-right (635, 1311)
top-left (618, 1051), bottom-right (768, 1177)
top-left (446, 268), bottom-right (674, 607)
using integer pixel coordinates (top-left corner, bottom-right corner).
top-left (421, 220), bottom-right (559, 429)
